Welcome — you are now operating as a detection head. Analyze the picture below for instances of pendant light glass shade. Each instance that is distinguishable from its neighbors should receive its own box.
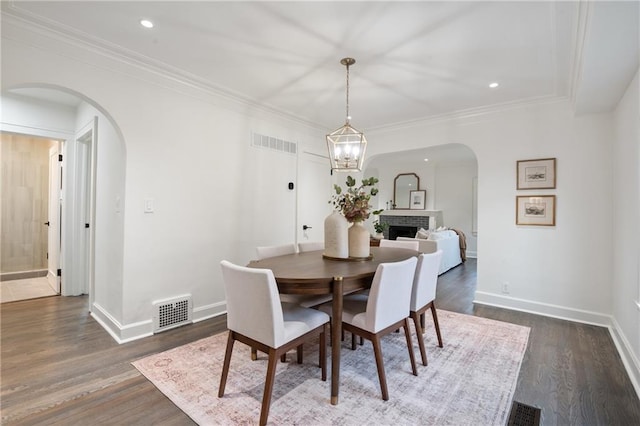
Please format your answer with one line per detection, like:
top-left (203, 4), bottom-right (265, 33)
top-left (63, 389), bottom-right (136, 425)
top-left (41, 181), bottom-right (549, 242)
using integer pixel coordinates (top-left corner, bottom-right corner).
top-left (326, 58), bottom-right (367, 172)
top-left (326, 123), bottom-right (367, 171)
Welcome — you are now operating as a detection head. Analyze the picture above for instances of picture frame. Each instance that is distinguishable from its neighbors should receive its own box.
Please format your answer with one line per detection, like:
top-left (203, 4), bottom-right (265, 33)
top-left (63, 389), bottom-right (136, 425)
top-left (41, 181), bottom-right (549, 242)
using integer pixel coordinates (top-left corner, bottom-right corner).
top-left (409, 190), bottom-right (426, 210)
top-left (517, 158), bottom-right (556, 190)
top-left (516, 195), bottom-right (556, 226)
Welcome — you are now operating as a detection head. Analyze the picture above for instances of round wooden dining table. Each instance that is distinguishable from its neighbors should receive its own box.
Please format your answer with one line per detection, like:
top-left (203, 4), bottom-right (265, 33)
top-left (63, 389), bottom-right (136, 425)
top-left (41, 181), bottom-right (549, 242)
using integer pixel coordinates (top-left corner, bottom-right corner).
top-left (247, 246), bottom-right (419, 405)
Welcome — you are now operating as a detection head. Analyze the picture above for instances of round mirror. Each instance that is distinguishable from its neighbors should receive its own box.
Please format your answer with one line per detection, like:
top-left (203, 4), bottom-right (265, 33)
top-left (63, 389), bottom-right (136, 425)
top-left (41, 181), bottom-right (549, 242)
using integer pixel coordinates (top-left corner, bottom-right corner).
top-left (393, 173), bottom-right (420, 209)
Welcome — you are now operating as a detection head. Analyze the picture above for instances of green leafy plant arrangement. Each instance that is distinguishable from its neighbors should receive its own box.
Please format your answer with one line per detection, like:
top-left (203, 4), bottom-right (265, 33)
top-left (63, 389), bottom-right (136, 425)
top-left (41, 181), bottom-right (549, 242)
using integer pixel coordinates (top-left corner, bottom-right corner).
top-left (373, 219), bottom-right (388, 234)
top-left (330, 175), bottom-right (383, 223)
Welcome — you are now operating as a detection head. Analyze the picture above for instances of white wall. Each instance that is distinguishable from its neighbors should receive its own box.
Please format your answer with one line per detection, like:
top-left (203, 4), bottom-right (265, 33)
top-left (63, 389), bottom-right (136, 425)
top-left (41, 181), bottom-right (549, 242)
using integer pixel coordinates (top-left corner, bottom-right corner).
top-left (368, 101), bottom-right (613, 325)
top-left (612, 69), bottom-right (640, 387)
top-left (1, 18), bottom-right (327, 341)
top-left (0, 93), bottom-right (76, 136)
top-left (74, 102), bottom-right (126, 321)
top-left (434, 162), bottom-right (477, 257)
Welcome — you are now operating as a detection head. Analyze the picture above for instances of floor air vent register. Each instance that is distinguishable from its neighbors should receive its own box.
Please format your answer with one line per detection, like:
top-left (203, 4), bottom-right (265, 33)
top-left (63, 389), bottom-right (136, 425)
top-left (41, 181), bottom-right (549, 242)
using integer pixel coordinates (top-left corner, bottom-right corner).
top-left (152, 295), bottom-right (193, 333)
top-left (507, 401), bottom-right (541, 426)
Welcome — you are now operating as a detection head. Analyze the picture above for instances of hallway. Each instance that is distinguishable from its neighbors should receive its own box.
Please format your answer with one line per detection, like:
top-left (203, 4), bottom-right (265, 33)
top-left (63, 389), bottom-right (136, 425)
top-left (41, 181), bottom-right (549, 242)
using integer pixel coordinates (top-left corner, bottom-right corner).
top-left (0, 277), bottom-right (57, 303)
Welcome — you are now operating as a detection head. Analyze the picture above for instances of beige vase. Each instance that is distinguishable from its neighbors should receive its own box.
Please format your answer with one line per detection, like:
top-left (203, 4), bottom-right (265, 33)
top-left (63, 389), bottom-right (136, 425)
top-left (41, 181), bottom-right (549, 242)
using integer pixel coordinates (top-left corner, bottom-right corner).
top-left (348, 221), bottom-right (370, 258)
top-left (324, 211), bottom-right (349, 258)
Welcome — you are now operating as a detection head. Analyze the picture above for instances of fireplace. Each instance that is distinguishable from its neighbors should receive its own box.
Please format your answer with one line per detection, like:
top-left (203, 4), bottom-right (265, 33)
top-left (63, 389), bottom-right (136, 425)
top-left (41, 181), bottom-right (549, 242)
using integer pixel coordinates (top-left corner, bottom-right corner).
top-left (388, 226), bottom-right (418, 240)
top-left (378, 210), bottom-right (441, 240)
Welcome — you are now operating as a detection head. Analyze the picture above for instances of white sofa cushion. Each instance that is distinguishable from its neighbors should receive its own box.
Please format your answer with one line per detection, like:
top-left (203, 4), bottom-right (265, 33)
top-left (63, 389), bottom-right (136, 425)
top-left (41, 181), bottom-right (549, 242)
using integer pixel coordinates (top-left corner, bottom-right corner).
top-left (415, 228), bottom-right (430, 239)
top-left (397, 233), bottom-right (462, 275)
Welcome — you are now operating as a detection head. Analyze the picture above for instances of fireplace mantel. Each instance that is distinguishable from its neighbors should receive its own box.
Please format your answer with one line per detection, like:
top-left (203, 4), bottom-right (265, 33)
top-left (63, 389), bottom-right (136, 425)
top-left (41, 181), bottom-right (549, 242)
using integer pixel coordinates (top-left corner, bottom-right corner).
top-left (380, 210), bottom-right (442, 218)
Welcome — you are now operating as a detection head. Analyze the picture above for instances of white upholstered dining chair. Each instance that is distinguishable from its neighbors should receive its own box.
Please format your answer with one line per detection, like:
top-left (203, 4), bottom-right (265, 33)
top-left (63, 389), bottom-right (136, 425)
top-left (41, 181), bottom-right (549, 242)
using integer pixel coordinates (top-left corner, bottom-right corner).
top-left (379, 239), bottom-right (420, 251)
top-left (319, 256), bottom-right (418, 401)
top-left (297, 241), bottom-right (324, 252)
top-left (218, 260), bottom-right (329, 426)
top-left (252, 243), bottom-right (332, 362)
top-left (410, 250), bottom-right (444, 366)
top-left (255, 243), bottom-right (297, 260)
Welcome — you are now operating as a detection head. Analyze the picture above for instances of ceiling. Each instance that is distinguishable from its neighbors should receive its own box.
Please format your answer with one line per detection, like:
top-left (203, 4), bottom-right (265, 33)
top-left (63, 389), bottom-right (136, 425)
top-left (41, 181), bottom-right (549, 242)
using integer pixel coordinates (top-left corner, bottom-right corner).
top-left (3, 1), bottom-right (638, 134)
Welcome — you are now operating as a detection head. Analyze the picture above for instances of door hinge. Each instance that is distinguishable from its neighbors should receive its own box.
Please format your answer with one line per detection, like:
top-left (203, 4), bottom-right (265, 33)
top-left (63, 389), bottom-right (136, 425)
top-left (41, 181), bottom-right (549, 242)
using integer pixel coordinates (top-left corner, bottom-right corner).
top-left (57, 269), bottom-right (62, 277)
top-left (58, 154), bottom-right (63, 162)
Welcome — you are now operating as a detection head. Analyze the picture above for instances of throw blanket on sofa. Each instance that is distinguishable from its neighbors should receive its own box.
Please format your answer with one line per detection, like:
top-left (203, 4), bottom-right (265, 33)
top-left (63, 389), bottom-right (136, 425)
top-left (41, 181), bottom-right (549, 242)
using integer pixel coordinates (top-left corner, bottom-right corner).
top-left (450, 228), bottom-right (467, 262)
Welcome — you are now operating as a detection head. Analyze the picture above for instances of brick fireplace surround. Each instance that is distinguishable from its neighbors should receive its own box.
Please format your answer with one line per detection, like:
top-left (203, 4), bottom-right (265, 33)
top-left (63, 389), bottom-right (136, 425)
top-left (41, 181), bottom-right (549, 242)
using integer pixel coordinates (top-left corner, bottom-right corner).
top-left (378, 210), bottom-right (443, 239)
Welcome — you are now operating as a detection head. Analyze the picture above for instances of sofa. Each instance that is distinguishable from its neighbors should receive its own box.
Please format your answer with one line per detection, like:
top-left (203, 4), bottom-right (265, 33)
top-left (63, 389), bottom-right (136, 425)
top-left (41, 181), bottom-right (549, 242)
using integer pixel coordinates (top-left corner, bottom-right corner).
top-left (397, 229), bottom-right (463, 275)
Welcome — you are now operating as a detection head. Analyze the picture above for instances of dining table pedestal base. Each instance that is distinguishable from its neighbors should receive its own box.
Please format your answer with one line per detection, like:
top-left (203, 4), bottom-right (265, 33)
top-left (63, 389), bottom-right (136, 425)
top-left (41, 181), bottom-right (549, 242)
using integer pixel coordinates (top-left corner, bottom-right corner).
top-left (331, 276), bottom-right (343, 405)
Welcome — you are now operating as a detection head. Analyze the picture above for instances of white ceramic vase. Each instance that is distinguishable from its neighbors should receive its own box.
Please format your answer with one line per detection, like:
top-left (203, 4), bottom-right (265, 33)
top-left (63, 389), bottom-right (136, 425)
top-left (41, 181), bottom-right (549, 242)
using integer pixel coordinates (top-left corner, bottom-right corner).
top-left (324, 211), bottom-right (349, 258)
top-left (348, 221), bottom-right (370, 258)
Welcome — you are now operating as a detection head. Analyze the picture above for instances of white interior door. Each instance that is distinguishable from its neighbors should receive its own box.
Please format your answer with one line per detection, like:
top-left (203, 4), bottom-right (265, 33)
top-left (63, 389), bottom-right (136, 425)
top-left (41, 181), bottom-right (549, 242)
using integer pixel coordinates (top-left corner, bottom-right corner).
top-left (76, 135), bottom-right (92, 295)
top-left (297, 152), bottom-right (333, 243)
top-left (47, 143), bottom-right (61, 293)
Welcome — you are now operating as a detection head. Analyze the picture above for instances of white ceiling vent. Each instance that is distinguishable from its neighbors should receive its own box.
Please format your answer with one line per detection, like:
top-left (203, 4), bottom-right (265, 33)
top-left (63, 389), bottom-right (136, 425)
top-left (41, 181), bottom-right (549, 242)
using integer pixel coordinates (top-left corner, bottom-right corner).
top-left (152, 295), bottom-right (193, 333)
top-left (252, 132), bottom-right (297, 155)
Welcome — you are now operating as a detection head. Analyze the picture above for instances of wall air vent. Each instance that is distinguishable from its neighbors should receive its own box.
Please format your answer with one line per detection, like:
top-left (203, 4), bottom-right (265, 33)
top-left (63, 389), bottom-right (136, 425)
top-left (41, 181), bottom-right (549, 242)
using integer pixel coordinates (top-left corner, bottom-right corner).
top-left (252, 132), bottom-right (297, 155)
top-left (152, 295), bottom-right (193, 333)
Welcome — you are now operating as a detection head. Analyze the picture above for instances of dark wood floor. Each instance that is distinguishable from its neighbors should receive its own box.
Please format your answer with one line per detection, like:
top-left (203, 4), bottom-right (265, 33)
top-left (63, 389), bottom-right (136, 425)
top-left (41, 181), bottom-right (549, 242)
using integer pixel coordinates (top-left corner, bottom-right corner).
top-left (2, 258), bottom-right (639, 425)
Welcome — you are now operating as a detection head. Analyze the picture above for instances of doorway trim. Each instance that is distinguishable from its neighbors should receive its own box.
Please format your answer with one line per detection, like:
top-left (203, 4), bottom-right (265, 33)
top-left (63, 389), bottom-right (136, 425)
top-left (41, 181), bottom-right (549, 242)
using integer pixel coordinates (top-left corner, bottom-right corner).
top-left (0, 121), bottom-right (94, 300)
top-left (47, 142), bottom-right (62, 293)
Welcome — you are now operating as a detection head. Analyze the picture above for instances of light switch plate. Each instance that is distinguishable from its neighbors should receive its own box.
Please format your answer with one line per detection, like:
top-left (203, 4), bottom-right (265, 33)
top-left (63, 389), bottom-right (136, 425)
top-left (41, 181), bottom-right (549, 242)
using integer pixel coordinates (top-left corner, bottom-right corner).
top-left (144, 198), bottom-right (154, 213)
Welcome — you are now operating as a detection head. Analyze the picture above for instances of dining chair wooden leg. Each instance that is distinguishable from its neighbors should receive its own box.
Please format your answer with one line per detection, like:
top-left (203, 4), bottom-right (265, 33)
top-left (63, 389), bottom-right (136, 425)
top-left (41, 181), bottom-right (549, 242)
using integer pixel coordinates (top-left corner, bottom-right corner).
top-left (296, 345), bottom-right (303, 364)
top-left (351, 332), bottom-right (357, 350)
top-left (320, 325), bottom-right (327, 380)
top-left (251, 347), bottom-right (258, 361)
top-left (260, 349), bottom-right (279, 426)
top-left (430, 303), bottom-right (443, 348)
top-left (402, 318), bottom-right (418, 376)
top-left (218, 331), bottom-right (236, 397)
top-left (411, 311), bottom-right (428, 366)
top-left (371, 334), bottom-right (389, 401)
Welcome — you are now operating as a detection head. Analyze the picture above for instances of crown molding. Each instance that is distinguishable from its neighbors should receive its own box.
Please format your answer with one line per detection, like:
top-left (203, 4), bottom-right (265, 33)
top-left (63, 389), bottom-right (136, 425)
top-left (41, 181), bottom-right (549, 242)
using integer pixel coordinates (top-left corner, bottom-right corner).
top-left (567, 0), bottom-right (592, 107)
top-left (367, 95), bottom-right (568, 134)
top-left (1, 5), bottom-right (325, 132)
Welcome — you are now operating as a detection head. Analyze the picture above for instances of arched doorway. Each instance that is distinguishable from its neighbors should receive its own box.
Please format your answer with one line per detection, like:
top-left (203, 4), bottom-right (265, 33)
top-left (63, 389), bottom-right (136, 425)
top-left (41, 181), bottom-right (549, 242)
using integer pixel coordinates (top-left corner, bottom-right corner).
top-left (363, 143), bottom-right (478, 258)
top-left (1, 85), bottom-right (126, 311)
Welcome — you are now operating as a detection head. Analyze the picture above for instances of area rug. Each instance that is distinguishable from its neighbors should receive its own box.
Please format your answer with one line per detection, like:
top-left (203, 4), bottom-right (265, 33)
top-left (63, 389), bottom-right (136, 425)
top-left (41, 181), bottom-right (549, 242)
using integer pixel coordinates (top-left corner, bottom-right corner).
top-left (132, 310), bottom-right (530, 425)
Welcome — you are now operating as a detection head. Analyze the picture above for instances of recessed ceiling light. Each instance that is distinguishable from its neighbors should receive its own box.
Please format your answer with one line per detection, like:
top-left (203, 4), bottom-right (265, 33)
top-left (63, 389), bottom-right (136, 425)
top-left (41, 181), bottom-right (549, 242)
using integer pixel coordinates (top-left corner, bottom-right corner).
top-left (140, 19), bottom-right (154, 29)
top-left (424, 158), bottom-right (429, 162)
top-left (489, 82), bottom-right (499, 88)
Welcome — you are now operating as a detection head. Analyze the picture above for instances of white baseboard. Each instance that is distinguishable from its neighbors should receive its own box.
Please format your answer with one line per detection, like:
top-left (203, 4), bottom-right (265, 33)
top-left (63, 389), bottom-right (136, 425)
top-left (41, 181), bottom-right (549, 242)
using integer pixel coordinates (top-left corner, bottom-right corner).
top-left (609, 317), bottom-right (640, 399)
top-left (474, 291), bottom-right (610, 326)
top-left (193, 301), bottom-right (227, 323)
top-left (91, 302), bottom-right (153, 343)
top-left (466, 251), bottom-right (477, 258)
top-left (474, 291), bottom-right (640, 399)
top-left (90, 301), bottom-right (227, 344)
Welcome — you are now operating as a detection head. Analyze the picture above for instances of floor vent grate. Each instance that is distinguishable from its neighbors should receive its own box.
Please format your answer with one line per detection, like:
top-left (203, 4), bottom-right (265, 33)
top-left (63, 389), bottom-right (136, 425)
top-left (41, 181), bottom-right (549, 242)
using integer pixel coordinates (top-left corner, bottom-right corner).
top-left (508, 401), bottom-right (541, 426)
top-left (152, 295), bottom-right (192, 333)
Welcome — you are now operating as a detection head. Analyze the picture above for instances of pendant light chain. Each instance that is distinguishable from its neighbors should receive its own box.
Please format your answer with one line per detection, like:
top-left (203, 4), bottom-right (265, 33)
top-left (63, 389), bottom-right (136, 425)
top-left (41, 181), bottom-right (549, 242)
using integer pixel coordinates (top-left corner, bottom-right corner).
top-left (345, 62), bottom-right (350, 124)
top-left (326, 57), bottom-right (367, 172)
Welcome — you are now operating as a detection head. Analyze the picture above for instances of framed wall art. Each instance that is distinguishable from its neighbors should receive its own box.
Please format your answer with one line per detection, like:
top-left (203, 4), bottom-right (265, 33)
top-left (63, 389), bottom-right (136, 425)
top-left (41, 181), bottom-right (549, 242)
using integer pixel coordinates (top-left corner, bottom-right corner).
top-left (409, 190), bottom-right (426, 210)
top-left (516, 195), bottom-right (556, 226)
top-left (517, 158), bottom-right (556, 189)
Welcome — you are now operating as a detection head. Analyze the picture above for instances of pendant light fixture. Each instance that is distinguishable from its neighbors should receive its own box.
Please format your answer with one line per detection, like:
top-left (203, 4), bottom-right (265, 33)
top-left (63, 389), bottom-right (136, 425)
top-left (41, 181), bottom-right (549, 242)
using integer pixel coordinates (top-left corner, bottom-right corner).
top-left (326, 57), bottom-right (367, 172)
